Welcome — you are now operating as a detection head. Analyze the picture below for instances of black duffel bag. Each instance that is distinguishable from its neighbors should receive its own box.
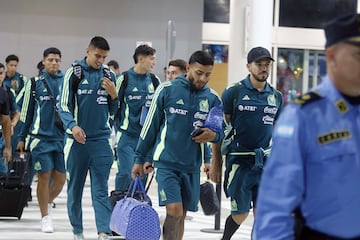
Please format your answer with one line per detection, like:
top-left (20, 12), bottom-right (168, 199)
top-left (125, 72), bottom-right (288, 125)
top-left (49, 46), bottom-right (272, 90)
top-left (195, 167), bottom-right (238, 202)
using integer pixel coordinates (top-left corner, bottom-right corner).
top-left (200, 181), bottom-right (220, 215)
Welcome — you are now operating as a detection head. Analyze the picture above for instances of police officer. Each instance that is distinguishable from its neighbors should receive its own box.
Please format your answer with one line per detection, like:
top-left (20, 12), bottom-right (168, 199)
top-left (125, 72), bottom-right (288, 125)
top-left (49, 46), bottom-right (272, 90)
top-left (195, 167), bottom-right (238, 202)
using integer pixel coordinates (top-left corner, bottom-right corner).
top-left (254, 13), bottom-right (360, 239)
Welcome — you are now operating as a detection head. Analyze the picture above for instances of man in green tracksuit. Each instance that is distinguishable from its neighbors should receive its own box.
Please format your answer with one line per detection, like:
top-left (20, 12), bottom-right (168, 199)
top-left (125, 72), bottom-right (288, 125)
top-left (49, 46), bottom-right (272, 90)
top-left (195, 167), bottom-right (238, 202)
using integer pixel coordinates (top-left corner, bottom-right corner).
top-left (58, 36), bottom-right (119, 240)
top-left (18, 47), bottom-right (65, 233)
top-left (132, 50), bottom-right (223, 240)
top-left (114, 44), bottom-right (161, 192)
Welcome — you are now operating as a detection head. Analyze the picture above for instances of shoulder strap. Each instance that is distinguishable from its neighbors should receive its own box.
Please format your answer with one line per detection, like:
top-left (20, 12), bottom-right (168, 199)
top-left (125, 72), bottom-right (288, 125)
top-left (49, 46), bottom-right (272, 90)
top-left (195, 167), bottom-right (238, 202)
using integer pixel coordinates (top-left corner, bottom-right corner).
top-left (72, 63), bottom-right (83, 94)
top-left (112, 71), bottom-right (129, 124)
top-left (230, 82), bottom-right (242, 124)
top-left (25, 77), bottom-right (37, 124)
top-left (19, 74), bottom-right (24, 88)
top-left (5, 86), bottom-right (11, 94)
top-left (121, 71), bottom-right (129, 90)
top-left (39, 76), bottom-right (54, 100)
top-left (120, 71), bottom-right (129, 98)
top-left (150, 73), bottom-right (159, 89)
top-left (30, 77), bottom-right (36, 98)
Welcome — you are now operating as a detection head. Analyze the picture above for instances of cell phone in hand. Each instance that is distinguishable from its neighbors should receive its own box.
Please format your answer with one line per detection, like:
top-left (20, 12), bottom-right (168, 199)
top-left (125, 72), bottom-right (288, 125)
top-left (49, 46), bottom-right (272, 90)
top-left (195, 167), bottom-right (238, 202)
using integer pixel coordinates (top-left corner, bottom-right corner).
top-left (191, 128), bottom-right (204, 137)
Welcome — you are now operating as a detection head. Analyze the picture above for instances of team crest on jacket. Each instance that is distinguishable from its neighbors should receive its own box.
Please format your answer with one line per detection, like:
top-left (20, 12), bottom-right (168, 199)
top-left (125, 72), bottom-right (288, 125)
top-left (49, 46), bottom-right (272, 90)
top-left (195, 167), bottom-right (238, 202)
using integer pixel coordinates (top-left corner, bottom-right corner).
top-left (199, 99), bottom-right (209, 112)
top-left (267, 94), bottom-right (276, 106)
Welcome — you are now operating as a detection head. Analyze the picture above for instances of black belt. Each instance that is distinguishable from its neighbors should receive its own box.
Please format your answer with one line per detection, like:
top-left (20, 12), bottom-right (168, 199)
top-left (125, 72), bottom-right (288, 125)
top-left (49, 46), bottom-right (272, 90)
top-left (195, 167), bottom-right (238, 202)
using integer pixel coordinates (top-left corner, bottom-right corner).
top-left (300, 226), bottom-right (360, 240)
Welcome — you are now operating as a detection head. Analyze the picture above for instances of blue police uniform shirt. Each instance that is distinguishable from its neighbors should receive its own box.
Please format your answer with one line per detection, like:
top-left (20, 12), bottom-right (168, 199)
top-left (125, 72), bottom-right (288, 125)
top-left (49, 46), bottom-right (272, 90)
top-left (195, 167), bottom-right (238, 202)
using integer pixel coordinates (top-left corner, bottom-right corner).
top-left (255, 76), bottom-right (360, 239)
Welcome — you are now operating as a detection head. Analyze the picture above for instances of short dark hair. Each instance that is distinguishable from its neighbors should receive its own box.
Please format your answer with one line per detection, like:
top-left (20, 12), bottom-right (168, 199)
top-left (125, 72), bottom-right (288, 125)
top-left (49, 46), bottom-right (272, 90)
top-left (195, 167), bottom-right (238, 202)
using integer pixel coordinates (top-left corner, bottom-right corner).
top-left (107, 60), bottom-right (119, 69)
top-left (133, 45), bottom-right (156, 64)
top-left (89, 36), bottom-right (110, 51)
top-left (37, 61), bottom-right (44, 70)
top-left (43, 47), bottom-right (62, 58)
top-left (168, 59), bottom-right (187, 72)
top-left (0, 62), bottom-right (4, 69)
top-left (5, 54), bottom-right (19, 63)
top-left (188, 51), bottom-right (214, 66)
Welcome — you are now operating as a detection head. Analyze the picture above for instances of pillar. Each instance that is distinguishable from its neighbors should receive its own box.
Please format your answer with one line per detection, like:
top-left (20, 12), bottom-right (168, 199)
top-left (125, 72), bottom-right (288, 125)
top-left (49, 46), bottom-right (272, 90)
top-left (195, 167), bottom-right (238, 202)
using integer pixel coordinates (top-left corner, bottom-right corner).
top-left (228, 0), bottom-right (274, 85)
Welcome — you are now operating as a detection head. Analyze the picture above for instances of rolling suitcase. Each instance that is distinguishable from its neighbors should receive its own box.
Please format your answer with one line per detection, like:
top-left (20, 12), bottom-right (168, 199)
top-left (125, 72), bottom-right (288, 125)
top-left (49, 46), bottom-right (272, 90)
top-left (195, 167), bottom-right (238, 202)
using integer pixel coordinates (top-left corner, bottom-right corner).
top-left (0, 151), bottom-right (31, 219)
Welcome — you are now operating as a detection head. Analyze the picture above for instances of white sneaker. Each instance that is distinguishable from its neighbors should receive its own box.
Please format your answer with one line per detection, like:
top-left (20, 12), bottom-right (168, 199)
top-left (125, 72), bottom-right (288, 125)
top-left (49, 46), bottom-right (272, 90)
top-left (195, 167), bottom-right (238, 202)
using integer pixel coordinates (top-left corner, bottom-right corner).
top-left (74, 233), bottom-right (85, 240)
top-left (41, 215), bottom-right (54, 233)
top-left (98, 233), bottom-right (109, 240)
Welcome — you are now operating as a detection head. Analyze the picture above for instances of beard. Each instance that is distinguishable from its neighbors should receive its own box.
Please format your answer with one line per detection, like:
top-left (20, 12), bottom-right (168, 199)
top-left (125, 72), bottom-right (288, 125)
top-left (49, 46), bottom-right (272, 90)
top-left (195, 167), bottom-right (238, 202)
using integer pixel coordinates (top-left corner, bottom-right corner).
top-left (188, 75), bottom-right (201, 91)
top-left (253, 72), bottom-right (268, 82)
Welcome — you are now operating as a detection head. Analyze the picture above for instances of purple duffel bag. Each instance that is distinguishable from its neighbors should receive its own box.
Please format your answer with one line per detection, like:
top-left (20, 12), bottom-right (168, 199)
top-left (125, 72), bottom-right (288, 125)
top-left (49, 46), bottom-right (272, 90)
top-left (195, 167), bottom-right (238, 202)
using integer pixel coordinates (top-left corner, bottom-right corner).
top-left (109, 175), bottom-right (161, 240)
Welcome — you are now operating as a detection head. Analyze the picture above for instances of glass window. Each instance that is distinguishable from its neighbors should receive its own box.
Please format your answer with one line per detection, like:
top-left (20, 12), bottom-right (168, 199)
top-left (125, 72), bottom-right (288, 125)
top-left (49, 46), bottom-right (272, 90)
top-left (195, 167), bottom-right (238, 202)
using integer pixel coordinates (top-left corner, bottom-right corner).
top-left (309, 52), bottom-right (327, 89)
top-left (277, 48), bottom-right (326, 105)
top-left (203, 44), bottom-right (229, 63)
top-left (203, 0), bottom-right (230, 23)
top-left (279, 0), bottom-right (357, 28)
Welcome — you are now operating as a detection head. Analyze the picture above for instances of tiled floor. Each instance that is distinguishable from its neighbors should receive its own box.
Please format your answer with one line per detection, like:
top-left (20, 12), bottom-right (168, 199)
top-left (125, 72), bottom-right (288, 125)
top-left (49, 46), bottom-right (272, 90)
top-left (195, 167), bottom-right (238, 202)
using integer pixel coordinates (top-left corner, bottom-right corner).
top-left (0, 167), bottom-right (253, 240)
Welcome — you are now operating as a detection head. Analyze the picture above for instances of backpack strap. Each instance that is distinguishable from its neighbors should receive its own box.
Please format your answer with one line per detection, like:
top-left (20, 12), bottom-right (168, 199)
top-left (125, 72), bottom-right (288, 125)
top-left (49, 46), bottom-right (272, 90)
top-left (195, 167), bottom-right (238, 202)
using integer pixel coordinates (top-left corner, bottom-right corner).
top-left (30, 77), bottom-right (36, 98)
top-left (19, 74), bottom-right (24, 90)
top-left (118, 71), bottom-right (129, 111)
top-left (5, 86), bottom-right (11, 94)
top-left (112, 71), bottom-right (128, 125)
top-left (72, 63), bottom-right (83, 94)
top-left (24, 77), bottom-right (37, 128)
top-left (114, 72), bottom-right (158, 124)
top-left (149, 73), bottom-right (159, 89)
top-left (229, 82), bottom-right (241, 125)
top-left (39, 75), bottom-right (55, 100)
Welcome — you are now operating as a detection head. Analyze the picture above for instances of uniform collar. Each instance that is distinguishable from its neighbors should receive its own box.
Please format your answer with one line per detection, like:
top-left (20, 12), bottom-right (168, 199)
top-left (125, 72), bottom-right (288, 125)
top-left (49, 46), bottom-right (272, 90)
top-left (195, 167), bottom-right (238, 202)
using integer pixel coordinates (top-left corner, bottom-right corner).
top-left (319, 76), bottom-right (357, 113)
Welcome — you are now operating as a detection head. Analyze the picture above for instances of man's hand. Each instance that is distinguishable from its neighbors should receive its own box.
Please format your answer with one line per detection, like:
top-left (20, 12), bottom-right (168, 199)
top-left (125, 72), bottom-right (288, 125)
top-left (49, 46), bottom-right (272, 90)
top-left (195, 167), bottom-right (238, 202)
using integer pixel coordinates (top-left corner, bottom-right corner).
top-left (11, 80), bottom-right (19, 92)
top-left (209, 142), bottom-right (222, 183)
top-left (132, 163), bottom-right (144, 179)
top-left (204, 163), bottom-right (211, 176)
top-left (144, 162), bottom-right (154, 174)
top-left (72, 126), bottom-right (86, 144)
top-left (192, 127), bottom-right (217, 143)
top-left (210, 163), bottom-right (221, 183)
top-left (102, 77), bottom-right (118, 100)
top-left (2, 146), bottom-right (11, 164)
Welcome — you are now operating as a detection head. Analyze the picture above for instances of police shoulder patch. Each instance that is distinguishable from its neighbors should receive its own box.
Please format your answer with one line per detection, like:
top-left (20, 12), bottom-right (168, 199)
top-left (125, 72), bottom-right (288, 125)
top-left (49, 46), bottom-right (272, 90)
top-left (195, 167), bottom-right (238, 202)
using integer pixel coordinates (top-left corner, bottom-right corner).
top-left (293, 91), bottom-right (323, 107)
